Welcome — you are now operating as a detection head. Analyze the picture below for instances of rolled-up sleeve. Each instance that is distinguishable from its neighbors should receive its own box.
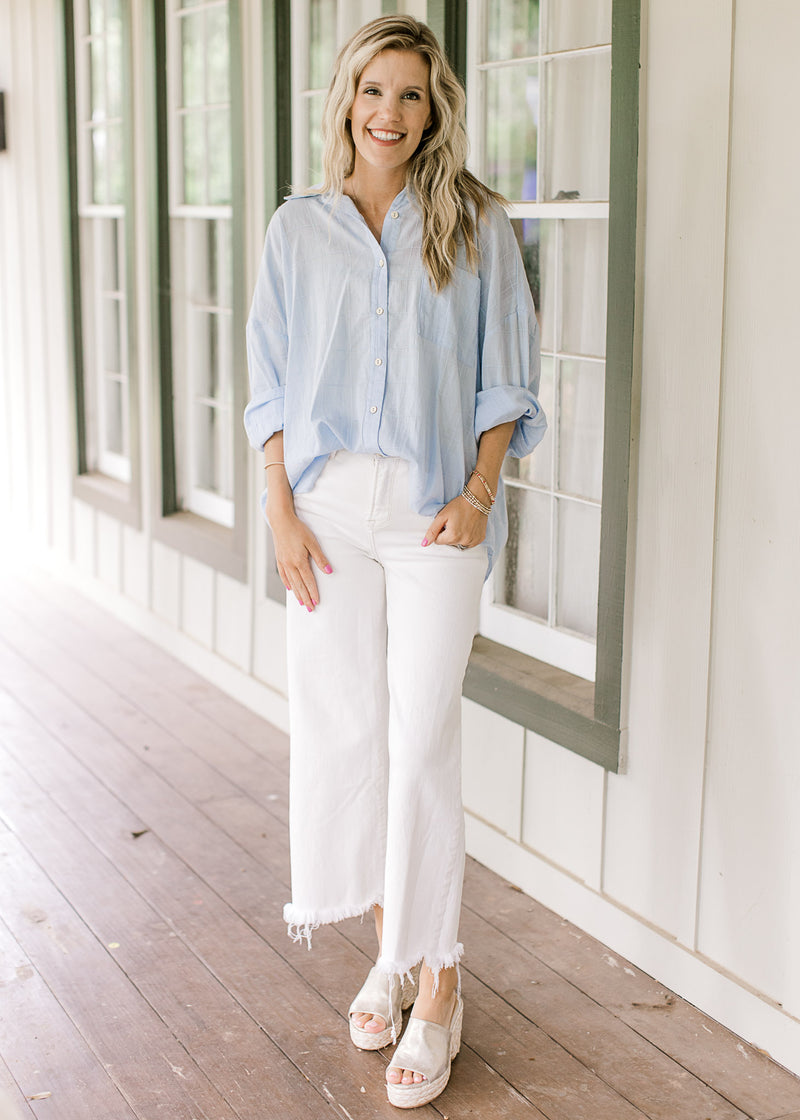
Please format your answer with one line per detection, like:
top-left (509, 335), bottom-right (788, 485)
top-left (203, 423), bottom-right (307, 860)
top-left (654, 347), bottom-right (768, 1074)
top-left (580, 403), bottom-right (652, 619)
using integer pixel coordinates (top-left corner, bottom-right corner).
top-left (474, 209), bottom-right (547, 457)
top-left (244, 216), bottom-right (289, 450)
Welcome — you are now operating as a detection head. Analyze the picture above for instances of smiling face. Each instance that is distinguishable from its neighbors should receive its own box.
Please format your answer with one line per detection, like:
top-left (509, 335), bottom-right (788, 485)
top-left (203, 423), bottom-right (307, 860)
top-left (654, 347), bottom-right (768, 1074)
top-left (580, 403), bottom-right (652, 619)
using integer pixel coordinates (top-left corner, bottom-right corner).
top-left (347, 49), bottom-right (432, 182)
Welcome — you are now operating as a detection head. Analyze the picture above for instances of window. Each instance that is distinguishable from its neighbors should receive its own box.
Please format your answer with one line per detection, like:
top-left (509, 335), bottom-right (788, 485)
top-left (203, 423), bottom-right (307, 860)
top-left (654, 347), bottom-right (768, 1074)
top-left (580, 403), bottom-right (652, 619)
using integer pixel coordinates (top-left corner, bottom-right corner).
top-left (291, 0), bottom-right (337, 187)
top-left (164, 0), bottom-right (236, 527)
top-left (461, 0), bottom-right (640, 768)
top-left (467, 0), bottom-right (612, 682)
top-left (71, 0), bottom-right (135, 489)
top-left (290, 1), bottom-right (426, 188)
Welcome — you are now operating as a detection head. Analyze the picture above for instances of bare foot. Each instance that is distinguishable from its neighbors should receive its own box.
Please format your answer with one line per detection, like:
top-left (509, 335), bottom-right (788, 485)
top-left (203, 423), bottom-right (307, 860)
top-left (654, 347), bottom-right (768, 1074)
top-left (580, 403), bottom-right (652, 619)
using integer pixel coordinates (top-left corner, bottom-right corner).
top-left (386, 963), bottom-right (458, 1086)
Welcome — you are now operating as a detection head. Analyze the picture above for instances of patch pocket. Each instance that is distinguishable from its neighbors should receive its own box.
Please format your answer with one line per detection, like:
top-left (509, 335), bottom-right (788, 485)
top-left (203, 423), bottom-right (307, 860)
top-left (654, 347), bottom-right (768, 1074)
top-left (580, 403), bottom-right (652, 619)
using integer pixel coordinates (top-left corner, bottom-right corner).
top-left (417, 266), bottom-right (481, 366)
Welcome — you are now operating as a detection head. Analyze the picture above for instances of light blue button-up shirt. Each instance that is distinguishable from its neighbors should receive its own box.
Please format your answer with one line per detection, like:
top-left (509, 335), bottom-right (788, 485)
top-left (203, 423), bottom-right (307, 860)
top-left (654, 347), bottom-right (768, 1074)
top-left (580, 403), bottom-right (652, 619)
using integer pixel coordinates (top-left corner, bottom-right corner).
top-left (244, 187), bottom-right (546, 574)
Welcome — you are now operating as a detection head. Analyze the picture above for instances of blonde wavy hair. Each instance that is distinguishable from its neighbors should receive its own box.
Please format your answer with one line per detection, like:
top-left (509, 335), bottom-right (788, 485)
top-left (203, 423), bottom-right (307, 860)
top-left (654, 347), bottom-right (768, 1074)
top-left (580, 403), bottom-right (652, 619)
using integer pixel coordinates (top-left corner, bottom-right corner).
top-left (317, 15), bottom-right (505, 291)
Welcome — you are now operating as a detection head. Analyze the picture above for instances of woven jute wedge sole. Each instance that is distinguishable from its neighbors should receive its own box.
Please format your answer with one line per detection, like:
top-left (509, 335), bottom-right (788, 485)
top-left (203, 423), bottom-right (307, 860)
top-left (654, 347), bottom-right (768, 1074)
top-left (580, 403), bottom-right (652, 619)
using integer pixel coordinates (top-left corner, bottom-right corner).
top-left (349, 966), bottom-right (420, 1051)
top-left (385, 997), bottom-right (463, 1109)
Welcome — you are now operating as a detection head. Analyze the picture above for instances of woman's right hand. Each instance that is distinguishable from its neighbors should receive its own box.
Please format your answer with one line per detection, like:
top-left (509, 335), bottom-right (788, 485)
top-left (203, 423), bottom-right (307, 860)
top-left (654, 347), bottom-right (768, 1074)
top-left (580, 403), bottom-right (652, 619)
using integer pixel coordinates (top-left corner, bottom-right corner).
top-left (269, 505), bottom-right (332, 612)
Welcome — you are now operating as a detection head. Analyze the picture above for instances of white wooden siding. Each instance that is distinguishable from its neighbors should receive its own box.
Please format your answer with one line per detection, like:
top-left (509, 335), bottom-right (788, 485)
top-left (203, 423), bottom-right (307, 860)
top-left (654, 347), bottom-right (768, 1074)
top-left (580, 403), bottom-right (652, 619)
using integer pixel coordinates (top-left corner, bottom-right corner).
top-left (696, 0), bottom-right (800, 1020)
top-left (2, 0), bottom-right (800, 1077)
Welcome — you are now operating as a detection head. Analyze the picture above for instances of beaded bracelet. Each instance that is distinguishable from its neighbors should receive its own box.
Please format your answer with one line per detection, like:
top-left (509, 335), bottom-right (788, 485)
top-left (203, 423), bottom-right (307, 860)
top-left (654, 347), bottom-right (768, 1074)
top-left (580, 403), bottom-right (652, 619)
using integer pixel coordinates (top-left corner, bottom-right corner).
top-left (461, 484), bottom-right (492, 516)
top-left (470, 469), bottom-right (496, 505)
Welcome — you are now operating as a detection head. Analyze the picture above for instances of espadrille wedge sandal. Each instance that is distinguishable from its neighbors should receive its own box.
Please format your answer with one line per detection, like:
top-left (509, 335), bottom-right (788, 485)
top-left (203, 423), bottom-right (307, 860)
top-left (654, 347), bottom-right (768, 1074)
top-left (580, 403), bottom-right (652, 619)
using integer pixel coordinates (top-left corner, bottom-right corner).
top-left (349, 965), bottom-right (420, 1050)
top-left (385, 995), bottom-right (463, 1109)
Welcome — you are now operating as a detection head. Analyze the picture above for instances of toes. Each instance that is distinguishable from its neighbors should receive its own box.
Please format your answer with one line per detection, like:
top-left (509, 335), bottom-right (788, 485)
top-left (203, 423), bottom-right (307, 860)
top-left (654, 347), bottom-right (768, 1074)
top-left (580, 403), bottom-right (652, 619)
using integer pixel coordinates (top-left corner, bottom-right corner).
top-left (386, 1069), bottom-right (426, 1086)
top-left (352, 1013), bottom-right (386, 1033)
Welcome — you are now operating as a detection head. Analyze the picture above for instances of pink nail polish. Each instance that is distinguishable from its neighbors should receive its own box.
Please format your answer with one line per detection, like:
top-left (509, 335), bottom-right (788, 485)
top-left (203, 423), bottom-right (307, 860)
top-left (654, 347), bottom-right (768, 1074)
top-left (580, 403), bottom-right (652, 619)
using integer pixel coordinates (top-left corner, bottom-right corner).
top-left (306, 605), bottom-right (313, 613)
top-left (421, 538), bottom-right (428, 547)
top-left (324, 565), bottom-right (332, 574)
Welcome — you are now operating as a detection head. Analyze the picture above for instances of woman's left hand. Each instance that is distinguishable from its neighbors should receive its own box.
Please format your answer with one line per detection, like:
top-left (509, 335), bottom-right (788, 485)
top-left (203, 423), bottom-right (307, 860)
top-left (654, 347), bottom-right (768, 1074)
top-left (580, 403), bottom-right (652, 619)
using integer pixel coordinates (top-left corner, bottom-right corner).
top-left (422, 493), bottom-right (488, 550)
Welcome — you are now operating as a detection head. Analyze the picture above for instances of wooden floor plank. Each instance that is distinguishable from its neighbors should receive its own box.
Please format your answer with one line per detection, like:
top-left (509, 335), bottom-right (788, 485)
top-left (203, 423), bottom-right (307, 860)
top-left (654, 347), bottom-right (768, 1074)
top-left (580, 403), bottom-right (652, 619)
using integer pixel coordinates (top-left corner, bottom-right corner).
top-left (13, 577), bottom-right (291, 778)
top-left (0, 828), bottom-right (243, 1120)
top-left (0, 743), bottom-right (347, 1120)
top-left (3, 572), bottom-right (800, 1120)
top-left (0, 903), bottom-right (137, 1120)
top-left (203, 792), bottom-right (652, 1120)
top-left (0, 1044), bottom-right (36, 1120)
top-left (0, 609), bottom-right (645, 1115)
top-left (0, 704), bottom-right (406, 1120)
top-left (203, 777), bottom-right (751, 1120)
top-left (463, 859), bottom-right (800, 1120)
top-left (2, 587), bottom-right (749, 1120)
top-left (0, 627), bottom-right (547, 1117)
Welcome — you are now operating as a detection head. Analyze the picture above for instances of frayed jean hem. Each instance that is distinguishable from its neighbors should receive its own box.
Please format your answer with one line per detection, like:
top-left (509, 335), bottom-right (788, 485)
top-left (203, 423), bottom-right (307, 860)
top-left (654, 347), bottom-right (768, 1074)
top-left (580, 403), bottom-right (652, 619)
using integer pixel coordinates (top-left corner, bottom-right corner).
top-left (284, 896), bottom-right (384, 950)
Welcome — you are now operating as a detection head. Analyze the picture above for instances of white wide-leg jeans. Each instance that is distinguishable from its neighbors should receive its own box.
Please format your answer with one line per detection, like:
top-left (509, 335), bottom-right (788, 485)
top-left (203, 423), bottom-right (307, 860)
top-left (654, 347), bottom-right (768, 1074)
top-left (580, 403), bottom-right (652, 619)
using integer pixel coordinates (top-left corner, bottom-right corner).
top-left (283, 451), bottom-right (486, 980)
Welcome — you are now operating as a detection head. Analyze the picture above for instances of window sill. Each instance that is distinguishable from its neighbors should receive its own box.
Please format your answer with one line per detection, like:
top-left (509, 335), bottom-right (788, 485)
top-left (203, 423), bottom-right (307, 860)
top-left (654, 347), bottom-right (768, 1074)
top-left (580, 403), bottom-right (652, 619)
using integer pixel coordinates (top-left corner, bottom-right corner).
top-left (73, 472), bottom-right (141, 530)
top-left (464, 635), bottom-right (620, 771)
top-left (153, 509), bottom-right (247, 582)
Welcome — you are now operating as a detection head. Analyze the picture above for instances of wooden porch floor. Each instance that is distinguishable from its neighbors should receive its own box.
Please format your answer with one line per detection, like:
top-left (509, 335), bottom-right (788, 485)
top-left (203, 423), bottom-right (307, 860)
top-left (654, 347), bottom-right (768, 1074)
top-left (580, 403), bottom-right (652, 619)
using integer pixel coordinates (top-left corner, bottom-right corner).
top-left (0, 571), bottom-right (799, 1120)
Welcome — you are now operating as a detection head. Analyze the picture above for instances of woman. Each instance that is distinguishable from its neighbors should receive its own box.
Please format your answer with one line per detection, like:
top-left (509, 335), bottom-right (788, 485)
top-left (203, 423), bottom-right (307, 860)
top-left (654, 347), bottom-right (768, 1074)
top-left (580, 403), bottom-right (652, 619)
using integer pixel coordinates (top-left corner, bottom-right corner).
top-left (244, 15), bottom-right (545, 1109)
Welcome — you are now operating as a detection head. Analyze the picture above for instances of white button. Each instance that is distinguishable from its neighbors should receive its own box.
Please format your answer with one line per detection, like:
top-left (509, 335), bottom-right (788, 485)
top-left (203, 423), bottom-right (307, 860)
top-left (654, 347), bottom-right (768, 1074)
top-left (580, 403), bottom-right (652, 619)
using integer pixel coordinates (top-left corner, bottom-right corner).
top-left (376, 307), bottom-right (384, 315)
top-left (370, 406), bottom-right (378, 414)
top-left (378, 259), bottom-right (385, 267)
top-left (391, 211), bottom-right (399, 219)
top-left (374, 358), bottom-right (382, 366)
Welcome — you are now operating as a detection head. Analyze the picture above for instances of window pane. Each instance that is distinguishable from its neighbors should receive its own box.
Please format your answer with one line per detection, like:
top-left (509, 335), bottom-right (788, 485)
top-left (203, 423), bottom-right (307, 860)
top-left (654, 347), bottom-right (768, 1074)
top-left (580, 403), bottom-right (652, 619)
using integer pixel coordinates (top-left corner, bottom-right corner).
top-left (185, 217), bottom-right (209, 301)
top-left (499, 486), bottom-right (551, 620)
top-left (505, 354), bottom-right (555, 489)
top-left (91, 126), bottom-right (108, 204)
top-left (182, 111), bottom-right (205, 204)
top-left (181, 11), bottom-right (204, 108)
top-left (107, 122), bottom-right (124, 204)
top-left (89, 33), bottom-right (106, 120)
top-left (217, 311), bottom-right (232, 407)
top-left (106, 5), bottom-right (123, 119)
top-left (561, 218), bottom-right (607, 357)
top-left (546, 0), bottom-right (612, 52)
top-left (309, 0), bottom-right (337, 88)
top-left (195, 403), bottom-right (219, 492)
top-left (306, 94), bottom-right (325, 185)
top-left (89, 0), bottom-right (104, 35)
top-left (558, 359), bottom-right (604, 501)
top-left (556, 498), bottom-right (600, 637)
top-left (206, 5), bottom-right (230, 106)
top-left (103, 296), bottom-right (121, 371)
top-left (543, 52), bottom-right (611, 202)
top-left (207, 108), bottom-right (231, 204)
top-left (510, 216), bottom-right (556, 352)
top-left (215, 219), bottom-right (232, 308)
top-left (99, 217), bottom-right (120, 290)
top-left (484, 64), bottom-right (539, 200)
top-left (487, 0), bottom-right (539, 61)
top-left (103, 375), bottom-right (125, 455)
top-left (204, 313), bottom-right (220, 399)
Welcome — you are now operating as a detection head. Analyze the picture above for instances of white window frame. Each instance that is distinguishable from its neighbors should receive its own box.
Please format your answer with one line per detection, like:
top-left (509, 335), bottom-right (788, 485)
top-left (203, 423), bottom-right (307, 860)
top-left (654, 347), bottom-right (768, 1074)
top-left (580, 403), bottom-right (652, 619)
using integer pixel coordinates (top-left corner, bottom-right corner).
top-left (291, 0), bottom-right (392, 189)
top-left (466, 0), bottom-right (611, 682)
top-left (74, 0), bottom-right (131, 484)
top-left (165, 0), bottom-right (235, 528)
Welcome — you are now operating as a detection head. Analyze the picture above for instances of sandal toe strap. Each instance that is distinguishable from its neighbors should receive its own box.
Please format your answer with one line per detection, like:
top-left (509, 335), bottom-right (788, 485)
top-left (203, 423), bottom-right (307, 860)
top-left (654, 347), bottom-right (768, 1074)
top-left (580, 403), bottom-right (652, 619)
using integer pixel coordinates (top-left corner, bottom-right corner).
top-left (348, 966), bottom-right (399, 1021)
top-left (387, 1018), bottom-right (450, 1083)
